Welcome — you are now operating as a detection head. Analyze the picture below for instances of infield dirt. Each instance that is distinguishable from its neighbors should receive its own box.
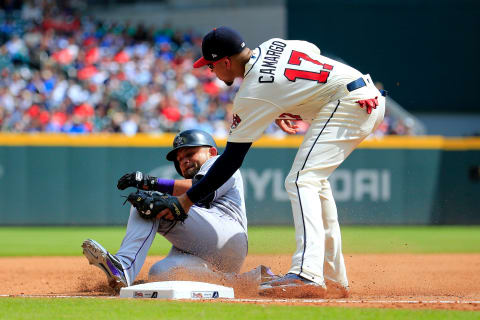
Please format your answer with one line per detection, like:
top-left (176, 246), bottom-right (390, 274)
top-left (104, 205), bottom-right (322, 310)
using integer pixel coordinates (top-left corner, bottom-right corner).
top-left (1, 254), bottom-right (479, 310)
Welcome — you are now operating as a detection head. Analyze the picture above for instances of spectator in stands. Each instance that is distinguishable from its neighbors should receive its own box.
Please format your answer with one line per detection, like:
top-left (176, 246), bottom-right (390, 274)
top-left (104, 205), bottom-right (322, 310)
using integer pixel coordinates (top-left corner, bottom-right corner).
top-left (0, 1), bottom-right (409, 137)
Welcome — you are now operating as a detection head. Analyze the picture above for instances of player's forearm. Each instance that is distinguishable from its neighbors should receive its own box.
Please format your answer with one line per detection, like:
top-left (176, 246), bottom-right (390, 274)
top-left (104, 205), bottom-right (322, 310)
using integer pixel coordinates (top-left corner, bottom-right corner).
top-left (172, 179), bottom-right (192, 196)
top-left (186, 141), bottom-right (251, 203)
top-left (153, 178), bottom-right (192, 196)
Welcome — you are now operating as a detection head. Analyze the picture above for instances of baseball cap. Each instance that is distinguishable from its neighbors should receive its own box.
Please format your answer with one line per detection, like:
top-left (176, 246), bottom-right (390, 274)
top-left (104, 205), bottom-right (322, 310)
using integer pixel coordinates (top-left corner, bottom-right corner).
top-left (193, 26), bottom-right (246, 68)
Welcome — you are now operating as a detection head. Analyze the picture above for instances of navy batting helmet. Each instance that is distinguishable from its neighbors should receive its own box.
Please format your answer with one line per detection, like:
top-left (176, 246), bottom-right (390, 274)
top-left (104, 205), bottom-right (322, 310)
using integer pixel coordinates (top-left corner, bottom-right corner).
top-left (166, 129), bottom-right (218, 176)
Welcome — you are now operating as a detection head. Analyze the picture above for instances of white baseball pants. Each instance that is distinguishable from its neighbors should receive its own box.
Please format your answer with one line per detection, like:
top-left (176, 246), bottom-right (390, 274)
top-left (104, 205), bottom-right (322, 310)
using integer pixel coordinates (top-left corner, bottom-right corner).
top-left (286, 95), bottom-right (385, 287)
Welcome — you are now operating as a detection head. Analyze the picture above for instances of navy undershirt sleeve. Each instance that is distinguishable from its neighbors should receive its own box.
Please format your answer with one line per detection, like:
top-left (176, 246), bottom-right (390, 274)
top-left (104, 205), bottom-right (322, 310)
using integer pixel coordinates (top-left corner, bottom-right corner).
top-left (186, 141), bottom-right (252, 203)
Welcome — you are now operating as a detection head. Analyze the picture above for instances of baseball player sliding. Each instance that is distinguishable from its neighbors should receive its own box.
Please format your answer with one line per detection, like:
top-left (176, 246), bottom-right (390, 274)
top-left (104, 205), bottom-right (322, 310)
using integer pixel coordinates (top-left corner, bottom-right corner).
top-left (148, 27), bottom-right (386, 298)
top-left (82, 129), bottom-right (276, 291)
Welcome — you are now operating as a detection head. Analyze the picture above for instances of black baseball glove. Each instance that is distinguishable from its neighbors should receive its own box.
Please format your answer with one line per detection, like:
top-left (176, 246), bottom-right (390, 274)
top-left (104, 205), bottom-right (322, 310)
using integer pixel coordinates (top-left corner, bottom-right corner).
top-left (124, 190), bottom-right (188, 222)
top-left (117, 171), bottom-right (157, 190)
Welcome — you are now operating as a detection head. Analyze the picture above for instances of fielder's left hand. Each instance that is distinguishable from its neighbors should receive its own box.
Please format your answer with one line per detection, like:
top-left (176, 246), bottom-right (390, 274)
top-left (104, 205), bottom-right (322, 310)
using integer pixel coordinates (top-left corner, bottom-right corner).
top-left (275, 119), bottom-right (300, 134)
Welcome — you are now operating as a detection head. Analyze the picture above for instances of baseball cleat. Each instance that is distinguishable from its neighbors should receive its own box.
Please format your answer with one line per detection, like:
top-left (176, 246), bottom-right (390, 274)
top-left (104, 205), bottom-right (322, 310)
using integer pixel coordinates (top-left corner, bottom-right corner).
top-left (82, 239), bottom-right (128, 290)
top-left (326, 280), bottom-right (350, 298)
top-left (238, 265), bottom-right (280, 284)
top-left (259, 273), bottom-right (327, 298)
top-left (259, 265), bottom-right (280, 283)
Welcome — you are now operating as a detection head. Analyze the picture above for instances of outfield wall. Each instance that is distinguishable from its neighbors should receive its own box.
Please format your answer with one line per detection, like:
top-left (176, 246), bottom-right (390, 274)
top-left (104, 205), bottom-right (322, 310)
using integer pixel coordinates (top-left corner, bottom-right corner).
top-left (0, 134), bottom-right (479, 225)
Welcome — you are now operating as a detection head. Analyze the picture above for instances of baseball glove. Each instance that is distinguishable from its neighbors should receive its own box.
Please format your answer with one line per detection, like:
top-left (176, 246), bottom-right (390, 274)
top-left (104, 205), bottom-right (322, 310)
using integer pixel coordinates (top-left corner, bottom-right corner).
top-left (117, 171), bottom-right (157, 190)
top-left (124, 190), bottom-right (188, 222)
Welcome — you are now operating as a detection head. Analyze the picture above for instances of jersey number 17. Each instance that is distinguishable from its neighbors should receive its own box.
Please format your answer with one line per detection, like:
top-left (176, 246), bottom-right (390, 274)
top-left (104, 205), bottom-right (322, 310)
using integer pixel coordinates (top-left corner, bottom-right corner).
top-left (284, 50), bottom-right (333, 84)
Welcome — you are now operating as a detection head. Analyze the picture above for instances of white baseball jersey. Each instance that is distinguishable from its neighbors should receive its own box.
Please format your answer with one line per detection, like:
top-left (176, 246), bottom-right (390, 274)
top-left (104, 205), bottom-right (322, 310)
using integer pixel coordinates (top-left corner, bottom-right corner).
top-left (228, 38), bottom-right (380, 143)
top-left (226, 38), bottom-right (385, 288)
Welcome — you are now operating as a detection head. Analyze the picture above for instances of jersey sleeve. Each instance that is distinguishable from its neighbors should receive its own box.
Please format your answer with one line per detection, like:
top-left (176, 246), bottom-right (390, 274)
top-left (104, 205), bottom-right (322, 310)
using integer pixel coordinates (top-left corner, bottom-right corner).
top-left (228, 97), bottom-right (281, 143)
top-left (193, 156), bottom-right (235, 204)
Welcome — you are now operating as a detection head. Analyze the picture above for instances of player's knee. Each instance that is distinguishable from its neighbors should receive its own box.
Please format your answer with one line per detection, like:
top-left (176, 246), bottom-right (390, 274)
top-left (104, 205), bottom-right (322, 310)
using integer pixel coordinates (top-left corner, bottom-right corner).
top-left (148, 256), bottom-right (213, 282)
top-left (148, 259), bottom-right (192, 281)
top-left (148, 260), bottom-right (172, 281)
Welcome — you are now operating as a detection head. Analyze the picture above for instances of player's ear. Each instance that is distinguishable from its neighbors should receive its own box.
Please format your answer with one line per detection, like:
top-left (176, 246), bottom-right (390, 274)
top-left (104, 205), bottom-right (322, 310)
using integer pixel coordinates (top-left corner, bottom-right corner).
top-left (225, 57), bottom-right (231, 70)
top-left (209, 147), bottom-right (218, 157)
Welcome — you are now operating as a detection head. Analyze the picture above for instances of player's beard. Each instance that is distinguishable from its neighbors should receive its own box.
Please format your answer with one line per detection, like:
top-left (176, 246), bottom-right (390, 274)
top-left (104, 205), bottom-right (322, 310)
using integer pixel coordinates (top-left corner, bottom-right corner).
top-left (224, 81), bottom-right (233, 86)
top-left (183, 165), bottom-right (200, 179)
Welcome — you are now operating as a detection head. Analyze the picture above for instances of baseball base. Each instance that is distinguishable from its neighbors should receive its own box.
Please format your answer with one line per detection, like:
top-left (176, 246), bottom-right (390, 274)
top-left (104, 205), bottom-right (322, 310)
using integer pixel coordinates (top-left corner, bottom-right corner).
top-left (119, 281), bottom-right (235, 299)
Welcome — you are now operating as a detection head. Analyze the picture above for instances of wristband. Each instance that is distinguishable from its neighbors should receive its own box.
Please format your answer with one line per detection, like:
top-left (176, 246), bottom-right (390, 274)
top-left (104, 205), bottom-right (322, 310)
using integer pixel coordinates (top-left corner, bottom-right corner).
top-left (155, 178), bottom-right (175, 194)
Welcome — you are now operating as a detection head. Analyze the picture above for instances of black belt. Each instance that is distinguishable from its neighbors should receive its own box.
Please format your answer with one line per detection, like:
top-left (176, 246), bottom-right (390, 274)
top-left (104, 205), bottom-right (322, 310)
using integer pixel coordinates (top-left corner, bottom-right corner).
top-left (346, 77), bottom-right (387, 97)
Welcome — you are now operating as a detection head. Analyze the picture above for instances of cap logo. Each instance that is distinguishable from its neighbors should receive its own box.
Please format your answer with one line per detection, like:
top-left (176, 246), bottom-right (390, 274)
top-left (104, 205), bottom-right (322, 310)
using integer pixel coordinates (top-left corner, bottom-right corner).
top-left (241, 42), bottom-right (245, 48)
top-left (212, 53), bottom-right (218, 58)
top-left (173, 136), bottom-right (186, 148)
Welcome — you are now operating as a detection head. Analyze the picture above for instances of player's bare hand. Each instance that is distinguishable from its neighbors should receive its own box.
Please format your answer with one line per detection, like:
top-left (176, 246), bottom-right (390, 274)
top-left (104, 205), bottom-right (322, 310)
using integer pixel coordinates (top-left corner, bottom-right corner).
top-left (275, 119), bottom-right (299, 134)
top-left (157, 208), bottom-right (174, 221)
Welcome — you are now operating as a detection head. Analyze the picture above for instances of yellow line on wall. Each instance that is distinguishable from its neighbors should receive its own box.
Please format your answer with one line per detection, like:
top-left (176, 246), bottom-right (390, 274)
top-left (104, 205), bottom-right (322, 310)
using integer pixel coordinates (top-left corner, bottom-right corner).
top-left (1, 133), bottom-right (480, 150)
top-left (0, 133), bottom-right (176, 147)
top-left (442, 138), bottom-right (480, 150)
top-left (255, 136), bottom-right (480, 150)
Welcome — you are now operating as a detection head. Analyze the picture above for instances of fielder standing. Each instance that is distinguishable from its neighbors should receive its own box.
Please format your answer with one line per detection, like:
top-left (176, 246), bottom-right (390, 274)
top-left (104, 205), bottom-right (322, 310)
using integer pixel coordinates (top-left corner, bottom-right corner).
top-left (155, 27), bottom-right (385, 298)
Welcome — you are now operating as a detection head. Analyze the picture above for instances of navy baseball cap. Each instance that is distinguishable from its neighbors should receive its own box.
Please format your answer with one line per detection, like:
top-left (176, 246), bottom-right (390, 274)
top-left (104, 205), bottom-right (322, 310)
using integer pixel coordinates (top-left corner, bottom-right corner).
top-left (193, 26), bottom-right (246, 68)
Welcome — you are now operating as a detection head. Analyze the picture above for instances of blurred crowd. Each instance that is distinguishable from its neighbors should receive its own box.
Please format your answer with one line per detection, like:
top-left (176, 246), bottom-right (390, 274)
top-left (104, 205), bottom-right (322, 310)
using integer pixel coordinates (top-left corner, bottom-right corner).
top-left (0, 0), bottom-right (412, 137)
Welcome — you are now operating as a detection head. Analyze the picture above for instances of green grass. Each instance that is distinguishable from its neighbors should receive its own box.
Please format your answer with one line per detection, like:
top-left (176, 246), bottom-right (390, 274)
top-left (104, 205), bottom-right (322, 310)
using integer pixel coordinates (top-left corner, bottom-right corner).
top-left (0, 298), bottom-right (478, 320)
top-left (249, 225), bottom-right (480, 254)
top-left (1, 228), bottom-right (479, 319)
top-left (0, 226), bottom-right (479, 256)
top-left (341, 226), bottom-right (480, 254)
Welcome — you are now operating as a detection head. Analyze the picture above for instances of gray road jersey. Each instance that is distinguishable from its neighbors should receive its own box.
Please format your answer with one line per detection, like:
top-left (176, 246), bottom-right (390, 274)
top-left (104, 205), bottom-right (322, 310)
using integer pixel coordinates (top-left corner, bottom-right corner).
top-left (193, 155), bottom-right (247, 234)
top-left (115, 155), bottom-right (248, 283)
